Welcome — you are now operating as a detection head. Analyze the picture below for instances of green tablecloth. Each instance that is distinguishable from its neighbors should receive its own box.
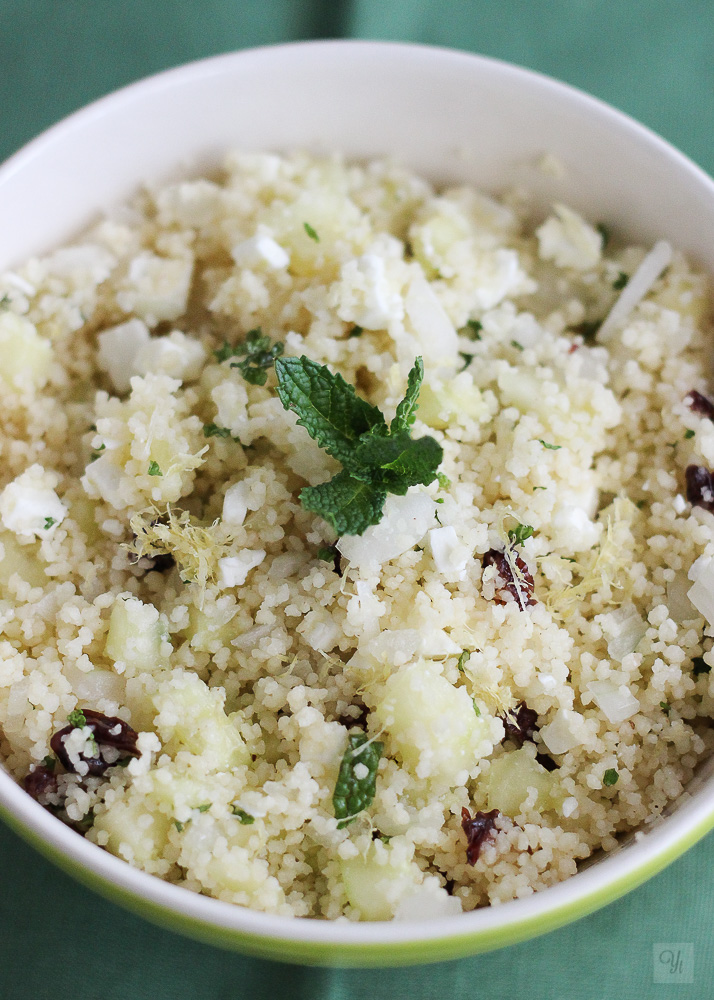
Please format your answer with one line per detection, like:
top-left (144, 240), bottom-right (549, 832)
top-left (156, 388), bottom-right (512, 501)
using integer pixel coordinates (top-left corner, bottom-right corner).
top-left (2, 3), bottom-right (714, 996)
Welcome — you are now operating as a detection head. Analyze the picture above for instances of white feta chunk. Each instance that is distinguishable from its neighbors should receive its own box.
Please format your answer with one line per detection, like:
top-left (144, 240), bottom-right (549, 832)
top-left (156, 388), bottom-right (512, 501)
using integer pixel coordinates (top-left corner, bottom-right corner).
top-left (687, 556), bottom-right (714, 625)
top-left (232, 234), bottom-right (290, 270)
top-left (428, 525), bottom-right (469, 580)
top-left (217, 550), bottom-right (266, 588)
top-left (337, 491), bottom-right (437, 569)
top-left (0, 465), bottom-right (67, 538)
top-left (97, 319), bottom-right (151, 393)
top-left (540, 708), bottom-right (589, 755)
top-left (536, 204), bottom-right (602, 270)
top-left (551, 503), bottom-right (600, 553)
top-left (116, 251), bottom-right (193, 326)
top-left (134, 330), bottom-right (206, 383)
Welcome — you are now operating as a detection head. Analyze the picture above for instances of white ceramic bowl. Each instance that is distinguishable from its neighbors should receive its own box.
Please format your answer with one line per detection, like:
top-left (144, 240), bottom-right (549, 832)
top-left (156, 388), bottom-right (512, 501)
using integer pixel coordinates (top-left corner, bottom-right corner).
top-left (1, 40), bottom-right (714, 967)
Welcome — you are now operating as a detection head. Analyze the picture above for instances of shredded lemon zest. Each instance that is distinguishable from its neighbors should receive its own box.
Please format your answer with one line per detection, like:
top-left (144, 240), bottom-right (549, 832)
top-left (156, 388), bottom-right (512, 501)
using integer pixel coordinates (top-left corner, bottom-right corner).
top-left (546, 497), bottom-right (636, 618)
top-left (127, 505), bottom-right (233, 602)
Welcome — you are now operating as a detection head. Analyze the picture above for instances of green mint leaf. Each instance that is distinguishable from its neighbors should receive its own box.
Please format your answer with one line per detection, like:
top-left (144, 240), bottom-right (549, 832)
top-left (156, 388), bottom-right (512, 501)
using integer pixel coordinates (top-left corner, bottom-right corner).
top-left (333, 733), bottom-right (384, 828)
top-left (511, 340), bottom-right (524, 351)
top-left (348, 325), bottom-right (363, 338)
top-left (196, 803), bottom-right (211, 813)
top-left (231, 806), bottom-right (255, 824)
top-left (437, 472), bottom-right (451, 489)
top-left (148, 461), bottom-right (162, 476)
top-left (174, 820), bottom-right (185, 832)
top-left (350, 431), bottom-right (443, 493)
top-left (603, 769), bottom-right (619, 787)
top-left (660, 701), bottom-right (671, 715)
top-left (508, 522), bottom-right (534, 545)
top-left (458, 352), bottom-right (474, 371)
top-left (44, 517), bottom-right (56, 530)
top-left (274, 356), bottom-right (386, 465)
top-left (613, 271), bottom-right (629, 290)
top-left (684, 429), bottom-right (696, 439)
top-left (203, 423), bottom-right (232, 439)
top-left (303, 222), bottom-right (319, 242)
top-left (300, 471), bottom-right (387, 536)
top-left (391, 357), bottom-right (424, 432)
top-left (538, 439), bottom-right (561, 450)
top-left (67, 709), bottom-right (87, 728)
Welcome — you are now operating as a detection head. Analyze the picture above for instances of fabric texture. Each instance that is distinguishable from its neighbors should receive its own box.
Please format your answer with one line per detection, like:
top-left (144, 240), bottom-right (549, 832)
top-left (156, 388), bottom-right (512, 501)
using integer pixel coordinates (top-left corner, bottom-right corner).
top-left (1, 2), bottom-right (714, 997)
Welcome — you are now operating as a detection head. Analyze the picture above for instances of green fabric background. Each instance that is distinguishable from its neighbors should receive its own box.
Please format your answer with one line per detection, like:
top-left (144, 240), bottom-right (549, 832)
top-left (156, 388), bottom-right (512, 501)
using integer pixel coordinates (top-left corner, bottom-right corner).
top-left (2, 1), bottom-right (714, 996)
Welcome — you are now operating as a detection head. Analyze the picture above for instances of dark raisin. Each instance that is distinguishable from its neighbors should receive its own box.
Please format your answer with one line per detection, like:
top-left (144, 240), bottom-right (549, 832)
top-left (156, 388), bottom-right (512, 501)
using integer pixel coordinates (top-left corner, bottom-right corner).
top-left (685, 389), bottom-right (714, 421)
top-left (535, 752), bottom-right (559, 772)
top-left (500, 702), bottom-right (539, 748)
top-left (685, 465), bottom-right (714, 512)
top-left (482, 549), bottom-right (536, 609)
top-left (461, 807), bottom-right (500, 865)
top-left (50, 709), bottom-right (140, 776)
top-left (23, 764), bottom-right (58, 802)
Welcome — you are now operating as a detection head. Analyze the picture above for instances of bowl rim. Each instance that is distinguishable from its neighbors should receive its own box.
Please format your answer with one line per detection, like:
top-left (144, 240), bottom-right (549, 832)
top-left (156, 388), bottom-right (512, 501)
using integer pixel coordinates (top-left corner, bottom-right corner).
top-left (2, 38), bottom-right (714, 966)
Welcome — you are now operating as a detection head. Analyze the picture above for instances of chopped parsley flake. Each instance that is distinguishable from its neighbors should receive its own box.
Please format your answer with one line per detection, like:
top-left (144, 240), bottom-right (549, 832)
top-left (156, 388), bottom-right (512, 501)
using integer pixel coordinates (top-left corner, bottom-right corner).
top-left (684, 429), bottom-right (696, 439)
top-left (67, 709), bottom-right (87, 729)
top-left (0, 294), bottom-right (10, 309)
top-left (603, 769), bottom-right (619, 787)
top-left (274, 355), bottom-right (443, 535)
top-left (174, 820), bottom-right (185, 832)
top-left (457, 649), bottom-right (471, 673)
top-left (333, 733), bottom-right (384, 828)
top-left (508, 522), bottom-right (534, 546)
top-left (231, 806), bottom-right (255, 824)
top-left (458, 351), bottom-right (474, 371)
top-left (43, 517), bottom-right (56, 530)
top-left (214, 329), bottom-right (284, 386)
top-left (303, 222), bottom-right (320, 242)
top-left (613, 271), bottom-right (629, 290)
top-left (437, 472), bottom-right (451, 489)
top-left (473, 699), bottom-right (481, 716)
top-left (693, 656), bottom-right (711, 676)
top-left (660, 701), bottom-right (671, 715)
top-left (196, 803), bottom-right (211, 813)
top-left (348, 325), bottom-right (363, 338)
top-left (203, 423), bottom-right (232, 439)
top-left (148, 461), bottom-right (162, 476)
top-left (538, 439), bottom-right (562, 450)
top-left (533, 485), bottom-right (547, 491)
top-left (597, 222), bottom-right (611, 247)
top-left (510, 339), bottom-right (524, 351)
top-left (463, 319), bottom-right (482, 340)
top-left (42, 755), bottom-right (56, 771)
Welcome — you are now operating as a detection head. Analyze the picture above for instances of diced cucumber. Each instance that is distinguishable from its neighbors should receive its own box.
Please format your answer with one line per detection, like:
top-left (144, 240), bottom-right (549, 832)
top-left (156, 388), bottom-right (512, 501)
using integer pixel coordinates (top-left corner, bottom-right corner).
top-left (340, 843), bottom-right (418, 920)
top-left (0, 532), bottom-right (46, 589)
top-left (104, 595), bottom-right (170, 675)
top-left (486, 747), bottom-right (560, 817)
top-left (153, 670), bottom-right (249, 769)
top-left (93, 796), bottom-right (170, 863)
top-left (0, 312), bottom-right (52, 388)
top-left (374, 659), bottom-right (493, 787)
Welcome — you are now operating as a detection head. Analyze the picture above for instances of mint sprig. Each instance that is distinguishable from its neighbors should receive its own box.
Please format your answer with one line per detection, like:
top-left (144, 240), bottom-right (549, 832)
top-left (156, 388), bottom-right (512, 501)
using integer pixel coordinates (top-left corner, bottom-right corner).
top-left (275, 356), bottom-right (443, 535)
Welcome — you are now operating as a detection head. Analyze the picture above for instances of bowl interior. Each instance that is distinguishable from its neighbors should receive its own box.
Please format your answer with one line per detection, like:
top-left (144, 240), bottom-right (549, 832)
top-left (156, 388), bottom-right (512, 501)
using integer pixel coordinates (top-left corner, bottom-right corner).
top-left (2, 40), bottom-right (714, 965)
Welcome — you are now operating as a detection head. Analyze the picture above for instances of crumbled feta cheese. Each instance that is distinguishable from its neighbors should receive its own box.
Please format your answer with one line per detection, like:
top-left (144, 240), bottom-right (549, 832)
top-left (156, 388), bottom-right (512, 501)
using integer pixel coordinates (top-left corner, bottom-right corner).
top-left (337, 491), bottom-right (437, 569)
top-left (428, 525), bottom-right (469, 580)
top-left (232, 234), bottom-right (290, 270)
top-left (222, 482), bottom-right (251, 526)
top-left (0, 312), bottom-right (52, 389)
top-left (551, 503), bottom-right (600, 553)
top-left (0, 465), bottom-right (67, 538)
top-left (44, 244), bottom-right (116, 285)
top-left (116, 251), bottom-right (193, 326)
top-left (536, 204), bottom-right (602, 270)
top-left (353, 253), bottom-right (404, 329)
top-left (135, 330), bottom-right (206, 382)
top-left (217, 550), bottom-right (266, 588)
top-left (687, 555), bottom-right (714, 624)
top-left (540, 708), bottom-right (589, 754)
top-left (587, 680), bottom-right (640, 724)
top-left (97, 319), bottom-right (151, 393)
